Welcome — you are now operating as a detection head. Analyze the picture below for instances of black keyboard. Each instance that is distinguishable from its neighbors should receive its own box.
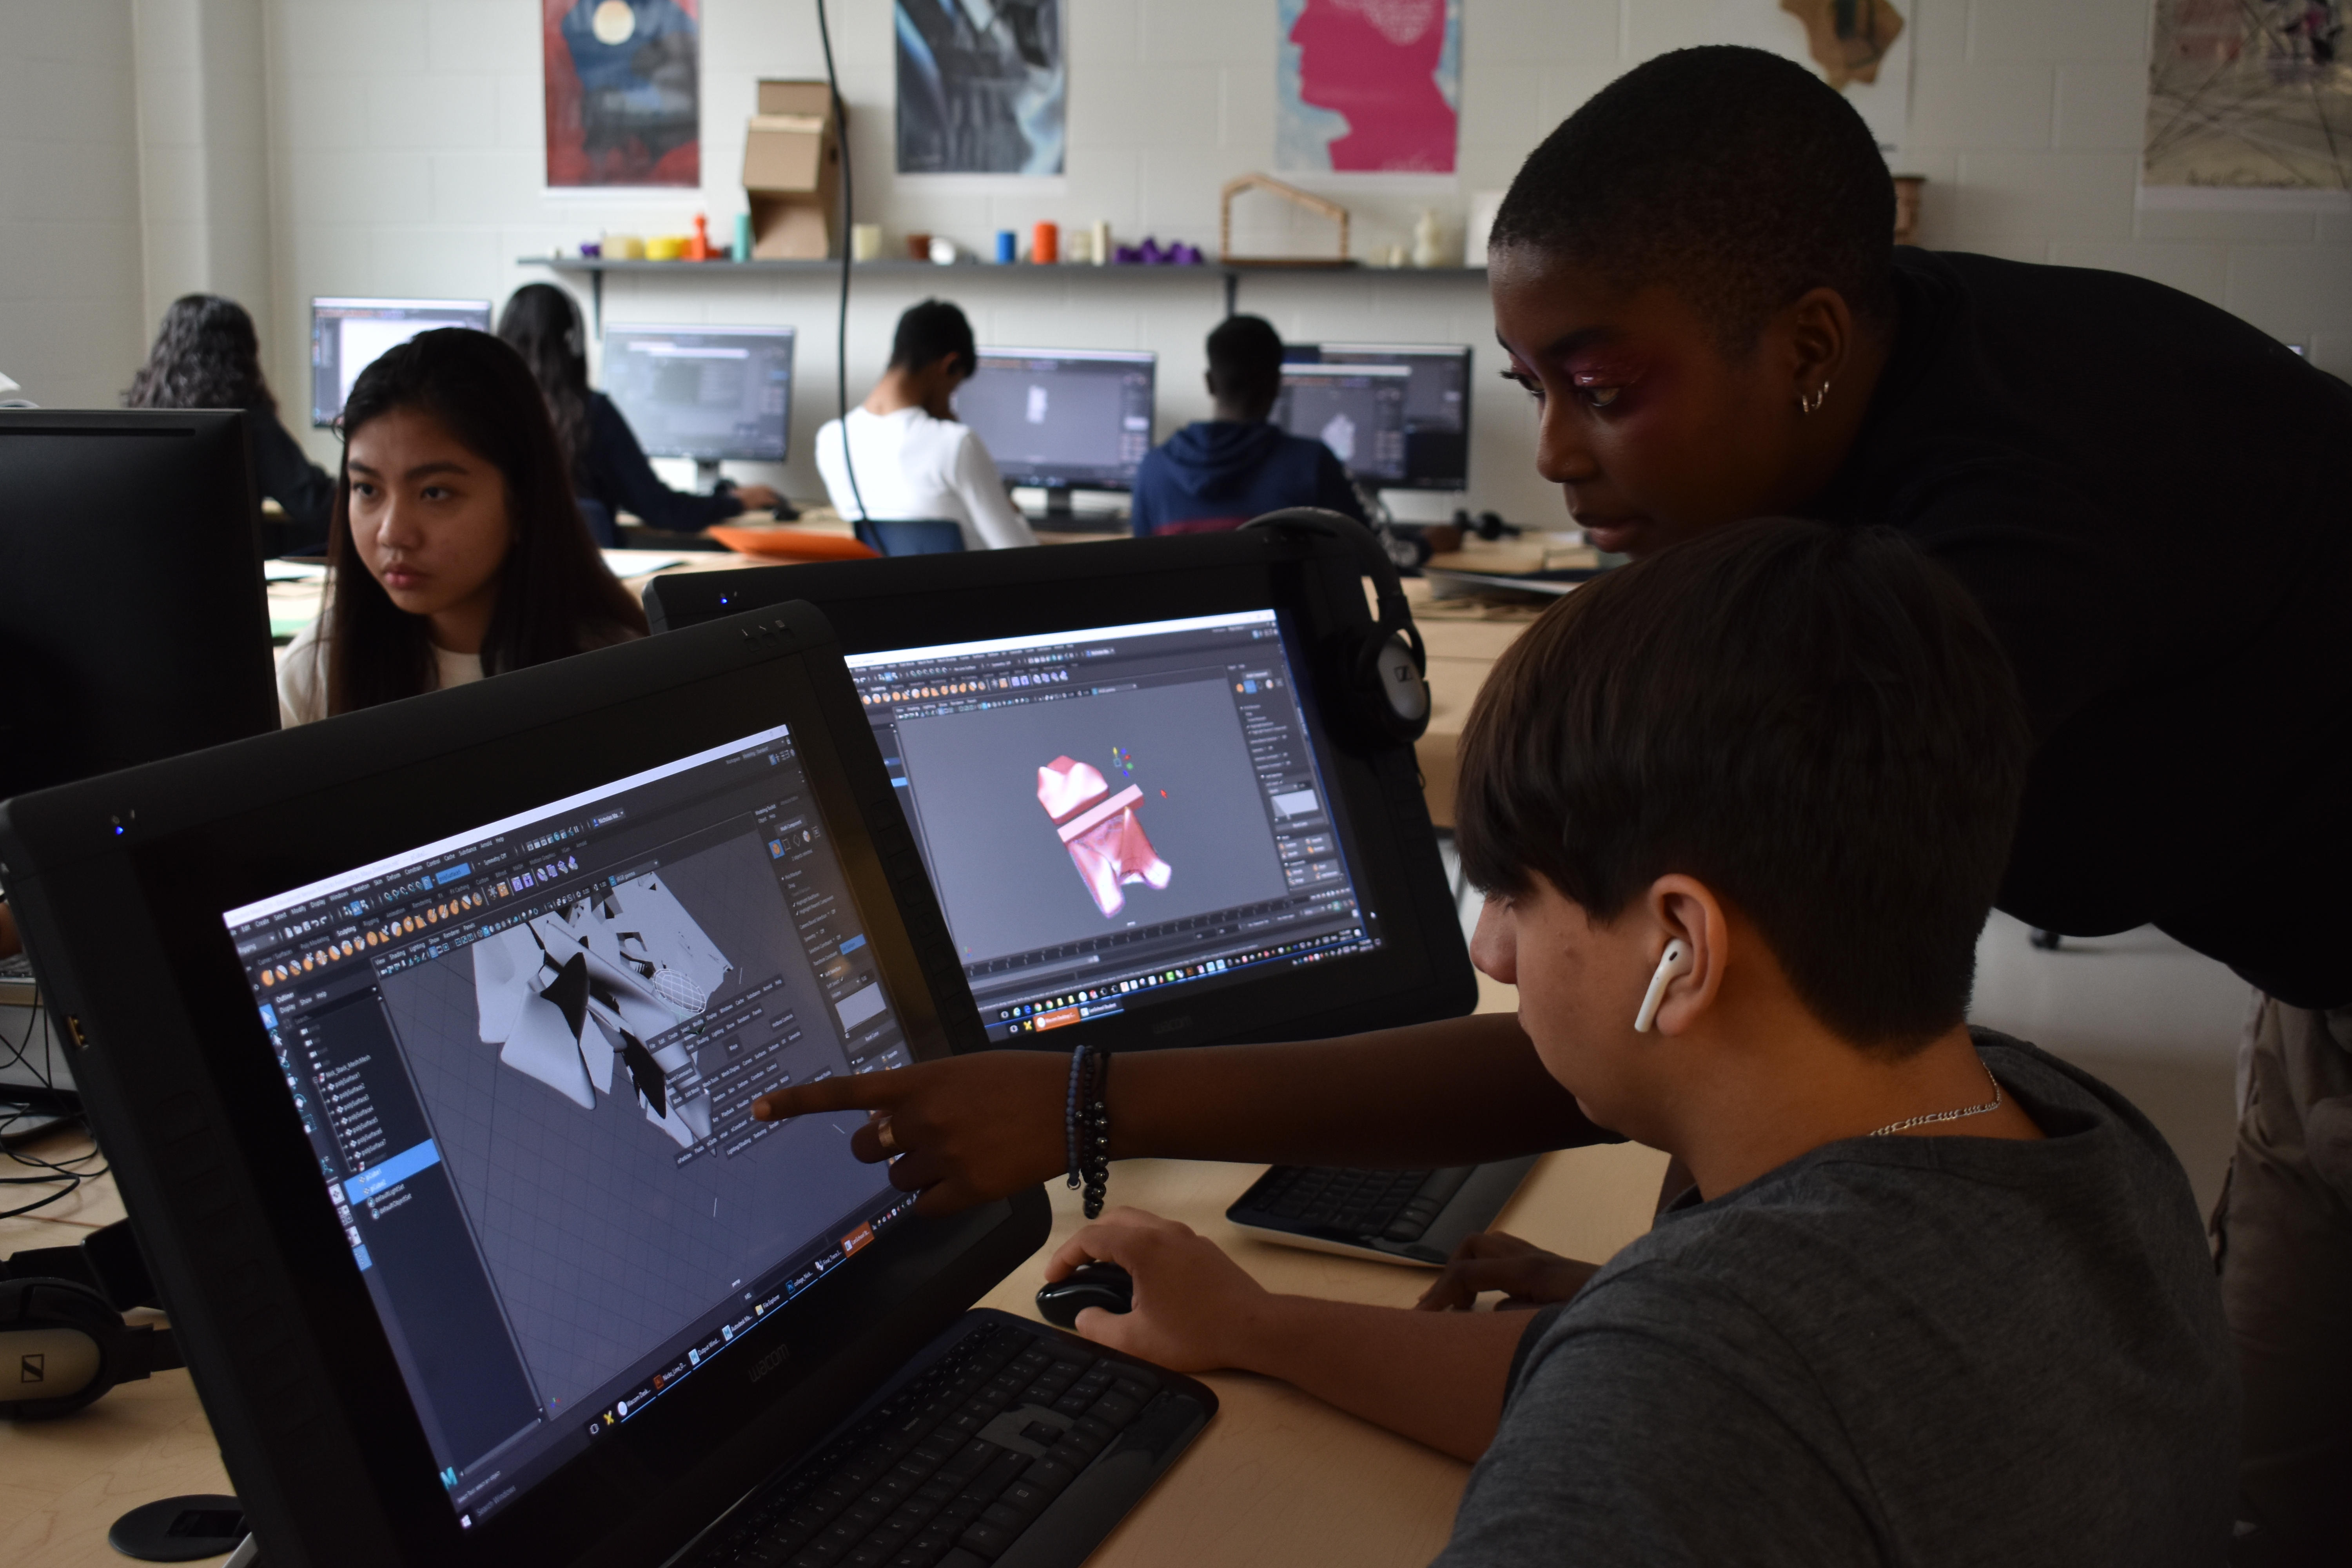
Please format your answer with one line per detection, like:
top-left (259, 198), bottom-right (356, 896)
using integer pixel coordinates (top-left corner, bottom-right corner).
top-left (690, 1317), bottom-right (1188, 1568)
top-left (1234, 1164), bottom-right (1477, 1244)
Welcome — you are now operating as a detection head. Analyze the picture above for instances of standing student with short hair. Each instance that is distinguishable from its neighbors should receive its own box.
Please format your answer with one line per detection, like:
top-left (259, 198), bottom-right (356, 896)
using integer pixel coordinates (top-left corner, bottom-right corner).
top-left (813, 299), bottom-right (1037, 550)
top-left (1129, 315), bottom-right (1366, 535)
top-left (277, 328), bottom-right (645, 726)
top-left (125, 294), bottom-right (337, 551)
top-left (763, 45), bottom-right (2348, 1555)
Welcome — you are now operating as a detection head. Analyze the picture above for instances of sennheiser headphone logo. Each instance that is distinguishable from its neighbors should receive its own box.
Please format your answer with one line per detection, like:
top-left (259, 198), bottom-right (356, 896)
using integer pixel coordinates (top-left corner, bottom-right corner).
top-left (750, 1345), bottom-right (790, 1383)
top-left (21, 1353), bottom-right (45, 1383)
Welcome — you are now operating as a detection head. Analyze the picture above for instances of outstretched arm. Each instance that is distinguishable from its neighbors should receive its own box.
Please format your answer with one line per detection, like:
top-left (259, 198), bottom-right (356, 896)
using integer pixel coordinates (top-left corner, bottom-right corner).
top-left (752, 1012), bottom-right (1614, 1213)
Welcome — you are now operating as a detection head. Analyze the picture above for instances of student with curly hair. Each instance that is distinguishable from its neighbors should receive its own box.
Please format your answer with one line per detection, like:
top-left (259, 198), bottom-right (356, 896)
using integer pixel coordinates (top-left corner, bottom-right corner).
top-left (125, 294), bottom-right (337, 550)
top-left (276, 328), bottom-right (645, 725)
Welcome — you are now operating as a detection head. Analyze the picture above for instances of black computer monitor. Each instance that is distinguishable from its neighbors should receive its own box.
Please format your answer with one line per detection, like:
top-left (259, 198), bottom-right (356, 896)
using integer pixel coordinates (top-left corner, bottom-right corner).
top-left (1277, 343), bottom-right (1473, 491)
top-left (642, 533), bottom-right (1477, 1055)
top-left (310, 297), bottom-right (494, 426)
top-left (0, 604), bottom-right (1067, 1563)
top-left (952, 347), bottom-right (1156, 506)
top-left (601, 323), bottom-right (796, 491)
top-left (0, 410), bottom-right (279, 801)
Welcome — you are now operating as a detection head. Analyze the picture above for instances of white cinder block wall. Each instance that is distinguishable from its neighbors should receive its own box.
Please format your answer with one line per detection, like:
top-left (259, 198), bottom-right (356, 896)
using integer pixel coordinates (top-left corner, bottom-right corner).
top-left (9, 1), bottom-right (2348, 517)
top-left (0, 2), bottom-right (150, 410)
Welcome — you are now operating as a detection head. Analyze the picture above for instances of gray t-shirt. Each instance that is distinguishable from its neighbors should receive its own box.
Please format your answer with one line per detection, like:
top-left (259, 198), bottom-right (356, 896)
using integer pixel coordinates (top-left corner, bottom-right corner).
top-left (1436, 1032), bottom-right (2236, 1567)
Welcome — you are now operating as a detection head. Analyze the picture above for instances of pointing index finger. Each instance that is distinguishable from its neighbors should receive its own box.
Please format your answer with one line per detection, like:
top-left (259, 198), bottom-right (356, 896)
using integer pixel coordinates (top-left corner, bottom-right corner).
top-left (752, 1067), bottom-right (908, 1123)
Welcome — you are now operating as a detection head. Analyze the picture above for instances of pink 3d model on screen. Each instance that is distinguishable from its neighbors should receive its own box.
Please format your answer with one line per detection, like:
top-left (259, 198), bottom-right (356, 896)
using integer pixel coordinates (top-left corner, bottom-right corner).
top-left (1037, 754), bottom-right (1172, 918)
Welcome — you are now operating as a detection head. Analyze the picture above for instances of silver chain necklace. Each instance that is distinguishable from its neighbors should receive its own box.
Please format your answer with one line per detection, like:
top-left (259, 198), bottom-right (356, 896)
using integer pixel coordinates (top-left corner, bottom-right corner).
top-left (1867, 1064), bottom-right (2004, 1138)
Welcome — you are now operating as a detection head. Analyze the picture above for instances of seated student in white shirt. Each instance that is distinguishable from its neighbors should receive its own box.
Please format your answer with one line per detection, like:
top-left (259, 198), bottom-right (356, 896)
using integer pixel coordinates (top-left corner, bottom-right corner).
top-left (278, 328), bottom-right (645, 726)
top-left (813, 300), bottom-right (1037, 551)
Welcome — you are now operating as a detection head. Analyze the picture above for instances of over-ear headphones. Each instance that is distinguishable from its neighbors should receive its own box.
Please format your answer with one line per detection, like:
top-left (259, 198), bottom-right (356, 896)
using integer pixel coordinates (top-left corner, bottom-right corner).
top-left (1634, 940), bottom-right (1692, 1033)
top-left (1241, 508), bottom-right (1431, 746)
top-left (2, 1220), bottom-right (180, 1419)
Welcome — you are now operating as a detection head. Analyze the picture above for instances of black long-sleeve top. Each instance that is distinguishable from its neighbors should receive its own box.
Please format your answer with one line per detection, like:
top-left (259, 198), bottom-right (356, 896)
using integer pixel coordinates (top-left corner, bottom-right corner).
top-left (1810, 249), bottom-right (2352, 1009)
top-left (251, 404), bottom-right (338, 550)
top-left (578, 392), bottom-right (748, 531)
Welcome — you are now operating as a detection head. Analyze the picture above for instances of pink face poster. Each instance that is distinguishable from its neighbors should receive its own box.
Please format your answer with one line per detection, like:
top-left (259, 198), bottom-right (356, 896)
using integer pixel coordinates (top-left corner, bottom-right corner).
top-left (544, 0), bottom-right (701, 188)
top-left (1276, 0), bottom-right (1461, 174)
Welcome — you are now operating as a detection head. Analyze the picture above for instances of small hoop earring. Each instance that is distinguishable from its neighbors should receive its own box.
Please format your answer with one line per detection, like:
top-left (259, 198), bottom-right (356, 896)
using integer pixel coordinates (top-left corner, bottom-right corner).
top-left (1798, 385), bottom-right (1829, 416)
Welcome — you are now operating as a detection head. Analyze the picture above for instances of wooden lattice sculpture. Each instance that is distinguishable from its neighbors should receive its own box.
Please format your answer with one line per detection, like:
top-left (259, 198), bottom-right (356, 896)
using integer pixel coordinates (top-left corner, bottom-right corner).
top-left (1220, 174), bottom-right (1352, 266)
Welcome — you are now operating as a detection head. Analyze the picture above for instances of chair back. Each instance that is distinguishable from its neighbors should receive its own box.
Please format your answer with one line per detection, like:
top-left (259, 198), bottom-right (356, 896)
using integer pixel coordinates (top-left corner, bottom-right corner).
top-left (853, 517), bottom-right (967, 556)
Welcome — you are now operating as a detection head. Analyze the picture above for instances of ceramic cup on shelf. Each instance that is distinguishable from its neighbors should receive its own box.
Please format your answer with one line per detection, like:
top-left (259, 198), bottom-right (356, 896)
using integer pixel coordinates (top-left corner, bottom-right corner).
top-left (906, 232), bottom-right (933, 261)
top-left (851, 223), bottom-right (884, 261)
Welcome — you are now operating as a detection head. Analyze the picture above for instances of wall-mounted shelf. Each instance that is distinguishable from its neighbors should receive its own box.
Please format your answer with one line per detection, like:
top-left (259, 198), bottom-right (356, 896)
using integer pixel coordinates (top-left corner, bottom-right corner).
top-left (519, 256), bottom-right (1488, 333)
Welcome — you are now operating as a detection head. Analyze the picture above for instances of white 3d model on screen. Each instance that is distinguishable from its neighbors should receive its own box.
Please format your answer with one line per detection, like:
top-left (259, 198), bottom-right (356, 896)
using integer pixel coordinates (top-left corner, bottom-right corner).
top-left (473, 873), bottom-right (733, 1149)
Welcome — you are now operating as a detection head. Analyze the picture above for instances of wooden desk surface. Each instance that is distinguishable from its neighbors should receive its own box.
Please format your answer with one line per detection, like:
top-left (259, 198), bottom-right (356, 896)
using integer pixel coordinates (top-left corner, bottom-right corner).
top-left (0, 1020), bottom-right (1666, 1568)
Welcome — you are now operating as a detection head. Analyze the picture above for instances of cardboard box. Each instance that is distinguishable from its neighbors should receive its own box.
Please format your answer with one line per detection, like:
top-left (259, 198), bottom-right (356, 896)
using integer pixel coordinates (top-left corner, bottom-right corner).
top-left (744, 80), bottom-right (844, 261)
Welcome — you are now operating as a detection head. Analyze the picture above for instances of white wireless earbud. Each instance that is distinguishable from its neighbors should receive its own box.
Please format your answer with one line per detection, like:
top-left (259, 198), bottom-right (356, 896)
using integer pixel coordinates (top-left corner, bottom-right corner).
top-left (1633, 940), bottom-right (1692, 1033)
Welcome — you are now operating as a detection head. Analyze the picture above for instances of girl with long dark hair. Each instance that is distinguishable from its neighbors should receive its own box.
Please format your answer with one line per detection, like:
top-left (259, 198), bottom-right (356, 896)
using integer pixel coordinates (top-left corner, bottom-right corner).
top-left (125, 294), bottom-right (337, 548)
top-left (276, 328), bottom-right (646, 724)
top-left (495, 283), bottom-right (779, 544)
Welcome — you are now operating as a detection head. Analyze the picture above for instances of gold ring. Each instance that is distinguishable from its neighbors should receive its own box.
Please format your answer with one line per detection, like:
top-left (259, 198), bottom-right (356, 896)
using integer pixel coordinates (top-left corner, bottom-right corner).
top-left (875, 1117), bottom-right (899, 1154)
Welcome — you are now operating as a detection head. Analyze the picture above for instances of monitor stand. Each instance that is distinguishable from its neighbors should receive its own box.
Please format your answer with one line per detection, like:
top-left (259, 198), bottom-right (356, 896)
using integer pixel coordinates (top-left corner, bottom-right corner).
top-left (1025, 488), bottom-right (1124, 535)
top-left (692, 459), bottom-right (725, 494)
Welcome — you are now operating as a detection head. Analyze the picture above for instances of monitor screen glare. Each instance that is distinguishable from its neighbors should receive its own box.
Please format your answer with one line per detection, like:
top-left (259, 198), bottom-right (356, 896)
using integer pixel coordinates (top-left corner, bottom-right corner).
top-left (1277, 343), bottom-right (1473, 491)
top-left (310, 298), bottom-right (493, 427)
top-left (601, 325), bottom-right (797, 464)
top-left (953, 347), bottom-right (1156, 492)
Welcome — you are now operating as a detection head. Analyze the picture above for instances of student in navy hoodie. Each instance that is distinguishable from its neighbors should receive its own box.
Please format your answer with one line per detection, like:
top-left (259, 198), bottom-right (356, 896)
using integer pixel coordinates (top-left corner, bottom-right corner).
top-left (1130, 315), bottom-right (1368, 534)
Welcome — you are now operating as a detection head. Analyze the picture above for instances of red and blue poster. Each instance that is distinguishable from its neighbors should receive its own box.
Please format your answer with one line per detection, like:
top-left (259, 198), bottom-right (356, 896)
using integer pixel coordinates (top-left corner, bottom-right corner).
top-left (1276, 0), bottom-right (1461, 174)
top-left (544, 0), bottom-right (701, 188)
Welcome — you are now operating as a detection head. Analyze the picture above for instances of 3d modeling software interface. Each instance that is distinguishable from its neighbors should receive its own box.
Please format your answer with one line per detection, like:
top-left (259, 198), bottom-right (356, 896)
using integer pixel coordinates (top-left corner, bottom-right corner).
top-left (601, 324), bottom-right (797, 464)
top-left (309, 297), bottom-right (494, 426)
top-left (846, 610), bottom-right (1379, 1042)
top-left (953, 347), bottom-right (1157, 491)
top-left (224, 724), bottom-right (916, 1528)
top-left (1278, 343), bottom-right (1473, 490)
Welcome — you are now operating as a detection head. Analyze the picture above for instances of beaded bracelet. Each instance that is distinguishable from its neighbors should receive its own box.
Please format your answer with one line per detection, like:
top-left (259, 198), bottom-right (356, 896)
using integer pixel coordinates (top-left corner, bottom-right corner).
top-left (1063, 1044), bottom-right (1089, 1193)
top-left (1064, 1044), bottom-right (1112, 1218)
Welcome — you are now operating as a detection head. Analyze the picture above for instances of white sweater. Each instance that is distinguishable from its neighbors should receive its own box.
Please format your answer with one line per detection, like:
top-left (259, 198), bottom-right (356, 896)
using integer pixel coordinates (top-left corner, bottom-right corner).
top-left (814, 406), bottom-right (1037, 551)
top-left (276, 613), bottom-right (483, 728)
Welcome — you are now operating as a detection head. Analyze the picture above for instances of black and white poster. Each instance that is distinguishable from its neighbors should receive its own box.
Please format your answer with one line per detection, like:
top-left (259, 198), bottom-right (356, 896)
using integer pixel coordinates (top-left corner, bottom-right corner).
top-left (895, 0), bottom-right (1066, 176)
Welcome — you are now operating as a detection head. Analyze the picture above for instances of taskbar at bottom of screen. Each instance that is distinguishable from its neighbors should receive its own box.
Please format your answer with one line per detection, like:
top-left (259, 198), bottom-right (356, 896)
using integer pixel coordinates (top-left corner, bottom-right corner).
top-left (447, 1189), bottom-right (920, 1531)
top-left (986, 926), bottom-right (1376, 1041)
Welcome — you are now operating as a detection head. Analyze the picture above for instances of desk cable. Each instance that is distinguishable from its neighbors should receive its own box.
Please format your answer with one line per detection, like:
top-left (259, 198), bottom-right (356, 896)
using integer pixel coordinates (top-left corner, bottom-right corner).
top-left (1, 980), bottom-right (107, 1219)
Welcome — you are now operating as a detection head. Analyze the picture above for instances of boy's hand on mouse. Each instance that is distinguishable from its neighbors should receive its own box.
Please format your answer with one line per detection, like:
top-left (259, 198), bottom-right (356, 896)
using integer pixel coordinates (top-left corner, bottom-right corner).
top-left (750, 1052), bottom-right (1067, 1213)
top-left (1414, 1230), bottom-right (1602, 1313)
top-left (1045, 1207), bottom-right (1269, 1372)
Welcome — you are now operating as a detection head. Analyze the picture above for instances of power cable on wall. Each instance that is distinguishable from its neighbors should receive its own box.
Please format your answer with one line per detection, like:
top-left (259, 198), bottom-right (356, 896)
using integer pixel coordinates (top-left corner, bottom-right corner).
top-left (814, 0), bottom-right (869, 526)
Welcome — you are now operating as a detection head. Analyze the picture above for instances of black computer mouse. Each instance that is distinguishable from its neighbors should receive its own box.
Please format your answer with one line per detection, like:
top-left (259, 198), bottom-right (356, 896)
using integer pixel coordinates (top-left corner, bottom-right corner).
top-left (1035, 1262), bottom-right (1134, 1329)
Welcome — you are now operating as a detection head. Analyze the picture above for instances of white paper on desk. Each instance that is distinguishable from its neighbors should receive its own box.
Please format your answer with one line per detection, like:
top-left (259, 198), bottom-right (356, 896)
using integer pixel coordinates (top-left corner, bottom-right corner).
top-left (263, 560), bottom-right (328, 581)
top-left (600, 549), bottom-right (689, 577)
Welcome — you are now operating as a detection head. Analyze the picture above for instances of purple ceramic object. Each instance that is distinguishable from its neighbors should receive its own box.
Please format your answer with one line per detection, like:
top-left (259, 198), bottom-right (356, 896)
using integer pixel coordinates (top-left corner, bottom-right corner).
top-left (580, 242), bottom-right (603, 258)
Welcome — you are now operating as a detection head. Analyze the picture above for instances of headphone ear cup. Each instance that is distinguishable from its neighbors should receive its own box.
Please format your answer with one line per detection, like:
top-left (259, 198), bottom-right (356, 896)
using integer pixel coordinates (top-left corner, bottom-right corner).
top-left (0, 1276), bottom-right (123, 1420)
top-left (1357, 628), bottom-right (1431, 743)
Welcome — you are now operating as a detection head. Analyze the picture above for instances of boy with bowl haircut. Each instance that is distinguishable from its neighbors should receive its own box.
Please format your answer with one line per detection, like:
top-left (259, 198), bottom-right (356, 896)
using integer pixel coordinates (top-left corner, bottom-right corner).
top-left (1034, 519), bottom-right (2236, 1563)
